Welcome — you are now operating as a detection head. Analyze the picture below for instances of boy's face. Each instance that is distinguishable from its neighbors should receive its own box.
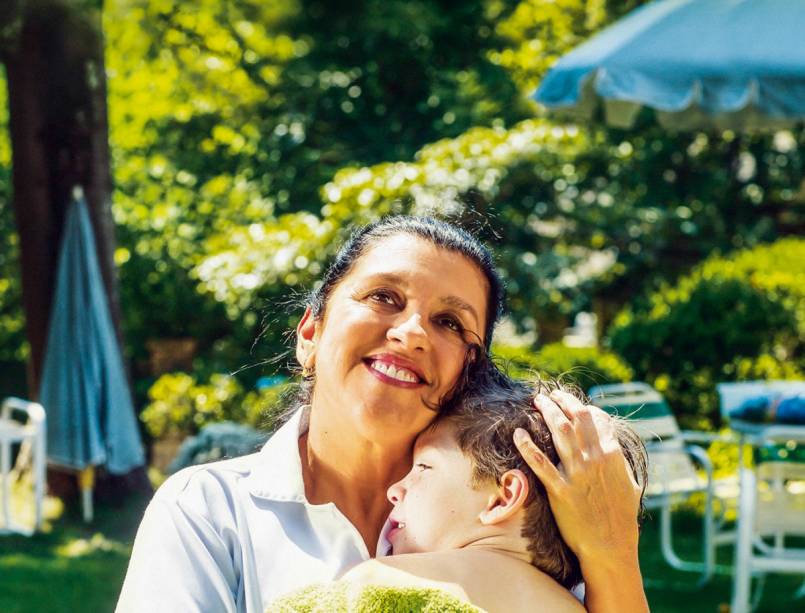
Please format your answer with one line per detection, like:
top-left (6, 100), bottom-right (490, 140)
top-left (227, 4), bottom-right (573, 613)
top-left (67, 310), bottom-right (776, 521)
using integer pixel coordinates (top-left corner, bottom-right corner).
top-left (386, 420), bottom-right (494, 554)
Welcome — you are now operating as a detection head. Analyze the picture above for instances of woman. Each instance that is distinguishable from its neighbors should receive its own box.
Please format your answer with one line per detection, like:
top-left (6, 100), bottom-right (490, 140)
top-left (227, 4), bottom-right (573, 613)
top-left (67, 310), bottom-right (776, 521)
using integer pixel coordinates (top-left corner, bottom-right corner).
top-left (116, 217), bottom-right (647, 613)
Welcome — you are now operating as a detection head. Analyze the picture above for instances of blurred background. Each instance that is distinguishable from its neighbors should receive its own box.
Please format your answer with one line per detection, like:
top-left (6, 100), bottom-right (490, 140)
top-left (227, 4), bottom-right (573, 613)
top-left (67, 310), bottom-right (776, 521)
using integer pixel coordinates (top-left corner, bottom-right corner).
top-left (0, 1), bottom-right (803, 611)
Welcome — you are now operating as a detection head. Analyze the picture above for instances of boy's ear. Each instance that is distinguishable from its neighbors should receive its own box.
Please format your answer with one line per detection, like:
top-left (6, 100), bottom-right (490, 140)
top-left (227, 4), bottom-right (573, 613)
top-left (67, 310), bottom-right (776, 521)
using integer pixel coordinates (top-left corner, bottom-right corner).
top-left (296, 306), bottom-right (319, 372)
top-left (478, 469), bottom-right (529, 526)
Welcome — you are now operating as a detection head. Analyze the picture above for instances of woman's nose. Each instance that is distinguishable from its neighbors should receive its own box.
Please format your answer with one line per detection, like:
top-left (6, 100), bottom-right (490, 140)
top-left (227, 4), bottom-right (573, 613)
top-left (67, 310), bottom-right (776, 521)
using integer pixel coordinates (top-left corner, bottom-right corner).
top-left (387, 480), bottom-right (405, 504)
top-left (387, 312), bottom-right (429, 350)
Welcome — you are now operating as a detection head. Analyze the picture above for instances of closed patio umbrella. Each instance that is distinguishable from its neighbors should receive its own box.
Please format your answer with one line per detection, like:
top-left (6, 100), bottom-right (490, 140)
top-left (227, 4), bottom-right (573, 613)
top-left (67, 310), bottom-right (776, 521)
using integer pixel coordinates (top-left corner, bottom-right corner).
top-left (39, 191), bottom-right (144, 520)
top-left (533, 0), bottom-right (805, 130)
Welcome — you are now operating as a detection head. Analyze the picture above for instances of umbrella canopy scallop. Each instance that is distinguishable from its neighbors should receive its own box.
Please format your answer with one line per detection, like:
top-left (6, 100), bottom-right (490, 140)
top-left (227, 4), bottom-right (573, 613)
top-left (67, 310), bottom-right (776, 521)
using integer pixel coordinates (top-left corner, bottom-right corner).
top-left (533, 0), bottom-right (805, 130)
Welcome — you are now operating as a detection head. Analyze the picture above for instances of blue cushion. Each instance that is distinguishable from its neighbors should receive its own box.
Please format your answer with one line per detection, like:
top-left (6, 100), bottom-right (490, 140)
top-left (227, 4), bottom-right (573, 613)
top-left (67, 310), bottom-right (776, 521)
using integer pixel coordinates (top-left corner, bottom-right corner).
top-left (730, 392), bottom-right (805, 425)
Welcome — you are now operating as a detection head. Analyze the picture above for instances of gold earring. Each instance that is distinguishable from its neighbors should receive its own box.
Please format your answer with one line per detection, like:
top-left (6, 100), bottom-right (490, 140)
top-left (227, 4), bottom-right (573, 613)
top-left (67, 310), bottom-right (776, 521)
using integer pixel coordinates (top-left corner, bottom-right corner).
top-left (302, 353), bottom-right (315, 378)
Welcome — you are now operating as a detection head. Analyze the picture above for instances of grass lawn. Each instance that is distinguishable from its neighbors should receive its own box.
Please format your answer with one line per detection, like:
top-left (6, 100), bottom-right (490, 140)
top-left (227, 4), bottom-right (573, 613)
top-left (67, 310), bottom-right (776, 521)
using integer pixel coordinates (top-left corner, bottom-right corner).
top-left (0, 488), bottom-right (148, 613)
top-left (1, 487), bottom-right (804, 612)
top-left (639, 511), bottom-right (804, 612)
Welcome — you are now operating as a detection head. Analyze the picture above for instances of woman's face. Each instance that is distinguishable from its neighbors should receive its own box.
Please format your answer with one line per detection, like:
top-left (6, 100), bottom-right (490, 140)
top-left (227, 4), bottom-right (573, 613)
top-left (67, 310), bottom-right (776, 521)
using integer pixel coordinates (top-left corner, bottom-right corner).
top-left (302, 233), bottom-right (489, 441)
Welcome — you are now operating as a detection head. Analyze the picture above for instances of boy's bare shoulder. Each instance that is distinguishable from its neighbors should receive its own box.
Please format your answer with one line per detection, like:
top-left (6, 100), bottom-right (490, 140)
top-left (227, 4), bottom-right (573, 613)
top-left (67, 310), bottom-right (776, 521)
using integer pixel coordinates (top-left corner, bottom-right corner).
top-left (340, 556), bottom-right (470, 602)
top-left (343, 551), bottom-right (585, 613)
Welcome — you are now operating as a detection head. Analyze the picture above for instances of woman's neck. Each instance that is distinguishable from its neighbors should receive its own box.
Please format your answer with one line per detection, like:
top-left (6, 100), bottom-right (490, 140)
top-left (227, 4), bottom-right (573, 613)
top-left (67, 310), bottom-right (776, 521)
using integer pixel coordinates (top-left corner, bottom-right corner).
top-left (299, 407), bottom-right (414, 556)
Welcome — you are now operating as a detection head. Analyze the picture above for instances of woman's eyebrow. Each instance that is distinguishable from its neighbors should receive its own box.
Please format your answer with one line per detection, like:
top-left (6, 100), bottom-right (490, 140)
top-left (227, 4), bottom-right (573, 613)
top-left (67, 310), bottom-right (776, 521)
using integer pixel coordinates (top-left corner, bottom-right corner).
top-left (361, 272), bottom-right (408, 287)
top-left (440, 295), bottom-right (479, 326)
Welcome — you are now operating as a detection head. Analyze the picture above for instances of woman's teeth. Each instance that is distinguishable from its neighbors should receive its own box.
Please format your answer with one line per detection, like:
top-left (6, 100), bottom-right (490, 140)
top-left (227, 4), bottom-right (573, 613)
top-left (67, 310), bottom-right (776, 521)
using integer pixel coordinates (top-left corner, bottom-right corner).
top-left (371, 360), bottom-right (419, 383)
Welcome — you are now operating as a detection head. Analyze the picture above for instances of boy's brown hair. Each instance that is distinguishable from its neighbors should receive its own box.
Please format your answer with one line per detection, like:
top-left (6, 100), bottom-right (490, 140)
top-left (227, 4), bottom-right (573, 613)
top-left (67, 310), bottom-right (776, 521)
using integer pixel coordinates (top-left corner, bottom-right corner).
top-left (443, 363), bottom-right (647, 589)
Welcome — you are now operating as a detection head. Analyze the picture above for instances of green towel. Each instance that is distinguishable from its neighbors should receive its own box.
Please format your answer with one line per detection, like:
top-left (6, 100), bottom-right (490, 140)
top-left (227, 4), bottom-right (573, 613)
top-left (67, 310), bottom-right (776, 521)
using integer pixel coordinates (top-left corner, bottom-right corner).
top-left (267, 581), bottom-right (485, 613)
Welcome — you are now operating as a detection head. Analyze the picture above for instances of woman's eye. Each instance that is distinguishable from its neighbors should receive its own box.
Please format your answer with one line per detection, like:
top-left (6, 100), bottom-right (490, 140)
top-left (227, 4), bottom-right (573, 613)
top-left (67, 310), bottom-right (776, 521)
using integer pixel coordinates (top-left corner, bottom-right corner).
top-left (368, 290), bottom-right (397, 305)
top-left (437, 315), bottom-right (464, 333)
top-left (415, 463), bottom-right (431, 471)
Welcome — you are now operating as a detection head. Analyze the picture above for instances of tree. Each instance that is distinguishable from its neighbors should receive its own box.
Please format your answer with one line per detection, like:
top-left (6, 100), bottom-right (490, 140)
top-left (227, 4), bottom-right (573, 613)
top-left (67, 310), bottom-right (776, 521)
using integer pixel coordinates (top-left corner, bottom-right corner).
top-left (3, 0), bottom-right (802, 385)
top-left (2, 0), bottom-right (121, 393)
top-left (188, 0), bottom-right (804, 343)
top-left (0, 68), bottom-right (25, 371)
top-left (1, 0), bottom-right (149, 498)
top-left (102, 0), bottom-right (534, 374)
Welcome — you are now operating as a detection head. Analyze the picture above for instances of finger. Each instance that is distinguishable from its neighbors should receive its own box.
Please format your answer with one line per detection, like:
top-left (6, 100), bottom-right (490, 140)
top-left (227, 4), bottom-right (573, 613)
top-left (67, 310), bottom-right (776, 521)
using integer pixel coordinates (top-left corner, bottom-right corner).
top-left (550, 390), bottom-right (608, 455)
top-left (513, 428), bottom-right (563, 493)
top-left (533, 394), bottom-right (582, 466)
top-left (583, 407), bottom-right (640, 488)
top-left (587, 404), bottom-right (623, 455)
top-left (548, 389), bottom-right (586, 420)
top-left (573, 405), bottom-right (605, 457)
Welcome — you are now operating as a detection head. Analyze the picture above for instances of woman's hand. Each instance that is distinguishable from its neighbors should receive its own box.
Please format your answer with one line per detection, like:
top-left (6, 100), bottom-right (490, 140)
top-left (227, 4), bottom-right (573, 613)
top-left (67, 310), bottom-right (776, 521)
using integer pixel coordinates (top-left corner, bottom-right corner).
top-left (514, 389), bottom-right (641, 558)
top-left (514, 390), bottom-right (648, 613)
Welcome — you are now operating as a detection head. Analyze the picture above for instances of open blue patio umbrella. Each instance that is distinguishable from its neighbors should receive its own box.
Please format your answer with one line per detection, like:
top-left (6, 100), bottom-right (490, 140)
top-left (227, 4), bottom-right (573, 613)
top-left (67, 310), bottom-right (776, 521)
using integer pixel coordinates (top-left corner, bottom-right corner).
top-left (533, 0), bottom-right (805, 130)
top-left (39, 191), bottom-right (145, 519)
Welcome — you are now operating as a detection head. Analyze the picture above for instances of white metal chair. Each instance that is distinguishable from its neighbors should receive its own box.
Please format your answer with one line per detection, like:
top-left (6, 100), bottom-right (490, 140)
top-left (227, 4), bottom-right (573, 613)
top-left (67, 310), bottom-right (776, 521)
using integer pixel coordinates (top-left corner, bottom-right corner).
top-left (718, 381), bottom-right (805, 613)
top-left (0, 397), bottom-right (47, 535)
top-left (589, 382), bottom-right (736, 584)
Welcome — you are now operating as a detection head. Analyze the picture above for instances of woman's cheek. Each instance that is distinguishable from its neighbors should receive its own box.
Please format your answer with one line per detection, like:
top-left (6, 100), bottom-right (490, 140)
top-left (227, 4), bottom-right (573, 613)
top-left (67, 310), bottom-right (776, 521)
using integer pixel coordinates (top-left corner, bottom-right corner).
top-left (443, 346), bottom-right (469, 388)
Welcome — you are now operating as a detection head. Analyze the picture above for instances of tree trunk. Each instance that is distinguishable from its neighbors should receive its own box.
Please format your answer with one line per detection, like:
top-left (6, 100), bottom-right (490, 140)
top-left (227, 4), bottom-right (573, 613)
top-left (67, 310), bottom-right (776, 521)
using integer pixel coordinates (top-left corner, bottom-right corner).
top-left (3, 0), bottom-right (150, 497)
top-left (4, 0), bottom-right (121, 397)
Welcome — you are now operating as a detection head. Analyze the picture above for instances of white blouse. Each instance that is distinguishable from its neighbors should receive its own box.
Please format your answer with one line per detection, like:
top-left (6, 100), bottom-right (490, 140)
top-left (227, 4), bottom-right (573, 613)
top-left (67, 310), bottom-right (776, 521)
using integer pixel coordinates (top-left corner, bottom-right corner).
top-left (116, 408), bottom-right (391, 612)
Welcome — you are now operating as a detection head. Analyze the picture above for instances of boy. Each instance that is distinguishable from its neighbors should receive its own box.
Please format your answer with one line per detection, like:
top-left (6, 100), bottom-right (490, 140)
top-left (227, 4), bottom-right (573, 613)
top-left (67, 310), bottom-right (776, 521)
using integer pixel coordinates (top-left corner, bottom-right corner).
top-left (270, 367), bottom-right (647, 612)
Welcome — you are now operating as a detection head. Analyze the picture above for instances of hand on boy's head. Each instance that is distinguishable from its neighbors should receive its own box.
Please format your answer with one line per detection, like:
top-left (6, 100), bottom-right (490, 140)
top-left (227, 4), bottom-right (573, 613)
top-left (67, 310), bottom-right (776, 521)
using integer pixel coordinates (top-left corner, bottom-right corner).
top-left (514, 389), bottom-right (643, 561)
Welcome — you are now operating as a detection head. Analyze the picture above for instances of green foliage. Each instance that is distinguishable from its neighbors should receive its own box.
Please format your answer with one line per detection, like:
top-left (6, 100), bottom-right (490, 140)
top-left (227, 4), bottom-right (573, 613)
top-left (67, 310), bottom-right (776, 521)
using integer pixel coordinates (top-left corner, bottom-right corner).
top-left (179, 0), bottom-right (635, 342)
top-left (194, 118), bottom-right (592, 320)
top-left (140, 372), bottom-right (289, 437)
top-left (492, 341), bottom-right (633, 391)
top-left (0, 65), bottom-right (26, 364)
top-left (2, 0), bottom-right (802, 407)
top-left (192, 86), bottom-right (805, 347)
top-left (609, 238), bottom-right (805, 427)
top-left (489, 0), bottom-right (611, 92)
top-left (103, 0), bottom-right (534, 370)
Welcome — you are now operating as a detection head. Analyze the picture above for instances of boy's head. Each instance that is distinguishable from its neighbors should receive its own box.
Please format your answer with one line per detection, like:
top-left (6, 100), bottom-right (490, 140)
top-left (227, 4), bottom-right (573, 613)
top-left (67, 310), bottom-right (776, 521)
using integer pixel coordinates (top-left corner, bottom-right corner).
top-left (386, 364), bottom-right (647, 589)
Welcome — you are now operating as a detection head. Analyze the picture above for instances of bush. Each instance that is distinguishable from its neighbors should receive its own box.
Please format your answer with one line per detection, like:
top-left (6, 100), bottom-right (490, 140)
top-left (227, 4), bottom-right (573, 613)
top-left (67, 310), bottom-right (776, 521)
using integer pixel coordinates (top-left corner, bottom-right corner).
top-left (491, 342), bottom-right (633, 392)
top-left (609, 238), bottom-right (805, 428)
top-left (141, 372), bottom-right (289, 438)
top-left (167, 421), bottom-right (269, 474)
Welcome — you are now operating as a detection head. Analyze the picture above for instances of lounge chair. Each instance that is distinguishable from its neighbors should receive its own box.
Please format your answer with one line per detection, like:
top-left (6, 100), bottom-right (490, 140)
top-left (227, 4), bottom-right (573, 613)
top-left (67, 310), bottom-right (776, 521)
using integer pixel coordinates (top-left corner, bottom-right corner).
top-left (588, 382), bottom-right (736, 584)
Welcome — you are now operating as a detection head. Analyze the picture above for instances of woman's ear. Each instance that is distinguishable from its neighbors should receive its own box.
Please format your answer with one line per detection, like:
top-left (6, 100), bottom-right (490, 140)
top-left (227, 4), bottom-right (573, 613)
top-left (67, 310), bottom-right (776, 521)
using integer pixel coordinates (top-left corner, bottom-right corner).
top-left (296, 306), bottom-right (319, 373)
top-left (478, 469), bottom-right (530, 526)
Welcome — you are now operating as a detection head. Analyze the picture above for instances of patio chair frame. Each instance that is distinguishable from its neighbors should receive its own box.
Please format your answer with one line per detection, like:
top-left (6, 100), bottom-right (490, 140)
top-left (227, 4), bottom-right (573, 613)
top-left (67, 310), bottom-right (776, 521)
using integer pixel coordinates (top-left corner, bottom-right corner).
top-left (0, 397), bottom-right (46, 536)
top-left (718, 381), bottom-right (805, 613)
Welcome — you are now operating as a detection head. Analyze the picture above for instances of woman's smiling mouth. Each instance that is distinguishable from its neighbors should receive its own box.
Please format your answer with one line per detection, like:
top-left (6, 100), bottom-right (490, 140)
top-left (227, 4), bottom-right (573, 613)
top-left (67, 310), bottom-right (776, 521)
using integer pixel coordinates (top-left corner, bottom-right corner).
top-left (363, 355), bottom-right (426, 387)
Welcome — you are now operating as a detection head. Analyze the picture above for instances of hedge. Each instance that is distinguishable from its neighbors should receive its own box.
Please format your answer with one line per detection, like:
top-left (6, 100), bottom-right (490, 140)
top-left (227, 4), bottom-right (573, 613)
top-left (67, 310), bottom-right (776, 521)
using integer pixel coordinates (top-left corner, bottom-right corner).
top-left (609, 238), bottom-right (805, 427)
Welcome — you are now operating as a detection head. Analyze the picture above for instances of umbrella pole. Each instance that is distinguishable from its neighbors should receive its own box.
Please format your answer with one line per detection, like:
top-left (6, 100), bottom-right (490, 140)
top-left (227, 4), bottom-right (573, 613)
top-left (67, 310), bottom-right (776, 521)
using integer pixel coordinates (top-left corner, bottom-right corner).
top-left (78, 466), bottom-right (95, 523)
